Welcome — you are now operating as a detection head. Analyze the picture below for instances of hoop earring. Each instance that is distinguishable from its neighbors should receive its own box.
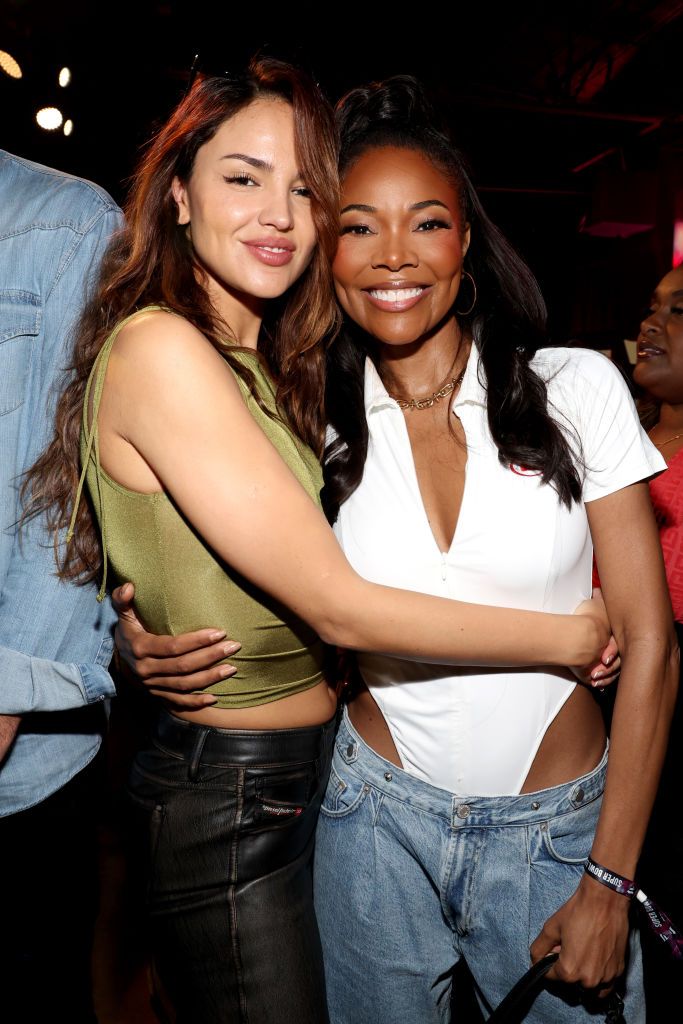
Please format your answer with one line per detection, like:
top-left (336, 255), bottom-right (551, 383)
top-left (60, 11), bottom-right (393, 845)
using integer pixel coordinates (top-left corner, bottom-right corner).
top-left (455, 271), bottom-right (477, 316)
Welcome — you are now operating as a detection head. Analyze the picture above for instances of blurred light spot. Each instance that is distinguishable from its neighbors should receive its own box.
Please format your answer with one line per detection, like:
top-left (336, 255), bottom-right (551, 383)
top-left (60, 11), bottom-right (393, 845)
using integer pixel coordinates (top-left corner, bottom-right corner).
top-left (36, 107), bottom-right (63, 130)
top-left (0, 50), bottom-right (22, 78)
top-left (63, 119), bottom-right (73, 136)
top-left (58, 66), bottom-right (71, 87)
top-left (674, 221), bottom-right (683, 269)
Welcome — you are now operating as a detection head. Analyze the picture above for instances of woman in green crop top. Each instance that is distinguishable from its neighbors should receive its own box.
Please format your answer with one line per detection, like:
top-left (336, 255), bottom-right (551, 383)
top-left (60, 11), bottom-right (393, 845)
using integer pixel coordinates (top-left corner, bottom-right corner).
top-left (27, 60), bottom-right (617, 1024)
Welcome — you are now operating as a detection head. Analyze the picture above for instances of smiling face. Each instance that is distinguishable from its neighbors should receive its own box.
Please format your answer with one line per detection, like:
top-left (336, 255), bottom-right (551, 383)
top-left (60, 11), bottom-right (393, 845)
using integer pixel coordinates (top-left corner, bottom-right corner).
top-left (633, 266), bottom-right (683, 403)
top-left (332, 146), bottom-right (470, 349)
top-left (172, 98), bottom-right (317, 329)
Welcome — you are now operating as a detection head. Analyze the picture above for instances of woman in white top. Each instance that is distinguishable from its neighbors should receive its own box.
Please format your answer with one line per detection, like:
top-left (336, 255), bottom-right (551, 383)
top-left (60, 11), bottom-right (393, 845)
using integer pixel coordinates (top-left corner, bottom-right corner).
top-left (313, 77), bottom-right (678, 1023)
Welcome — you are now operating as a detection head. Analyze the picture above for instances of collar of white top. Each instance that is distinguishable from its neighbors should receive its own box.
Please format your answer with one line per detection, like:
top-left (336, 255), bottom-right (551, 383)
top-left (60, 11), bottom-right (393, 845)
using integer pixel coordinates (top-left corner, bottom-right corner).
top-left (363, 342), bottom-right (486, 416)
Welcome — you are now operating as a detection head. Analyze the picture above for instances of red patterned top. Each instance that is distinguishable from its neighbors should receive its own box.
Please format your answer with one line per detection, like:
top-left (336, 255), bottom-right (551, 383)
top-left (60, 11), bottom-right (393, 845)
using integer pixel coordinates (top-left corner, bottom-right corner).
top-left (591, 450), bottom-right (683, 621)
top-left (649, 447), bottom-right (683, 623)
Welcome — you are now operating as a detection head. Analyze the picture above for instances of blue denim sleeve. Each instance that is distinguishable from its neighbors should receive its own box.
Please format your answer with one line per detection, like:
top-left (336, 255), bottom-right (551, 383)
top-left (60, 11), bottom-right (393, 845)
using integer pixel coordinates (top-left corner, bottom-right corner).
top-left (0, 644), bottom-right (115, 712)
top-left (0, 202), bottom-right (121, 713)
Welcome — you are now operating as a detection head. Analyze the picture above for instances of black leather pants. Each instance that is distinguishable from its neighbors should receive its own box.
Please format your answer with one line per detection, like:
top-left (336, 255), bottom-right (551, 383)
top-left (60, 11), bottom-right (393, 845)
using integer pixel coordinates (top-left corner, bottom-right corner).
top-left (128, 708), bottom-right (336, 1024)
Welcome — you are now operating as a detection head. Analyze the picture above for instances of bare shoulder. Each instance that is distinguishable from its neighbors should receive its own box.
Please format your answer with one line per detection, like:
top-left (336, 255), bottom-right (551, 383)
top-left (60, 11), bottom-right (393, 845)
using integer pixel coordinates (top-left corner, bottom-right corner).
top-left (115, 308), bottom-right (220, 365)
top-left (111, 309), bottom-right (241, 401)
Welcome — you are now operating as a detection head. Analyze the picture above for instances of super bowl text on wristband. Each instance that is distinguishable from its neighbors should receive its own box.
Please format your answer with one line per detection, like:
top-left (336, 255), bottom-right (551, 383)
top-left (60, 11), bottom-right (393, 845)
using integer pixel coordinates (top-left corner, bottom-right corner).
top-left (584, 857), bottom-right (636, 898)
top-left (585, 856), bottom-right (683, 960)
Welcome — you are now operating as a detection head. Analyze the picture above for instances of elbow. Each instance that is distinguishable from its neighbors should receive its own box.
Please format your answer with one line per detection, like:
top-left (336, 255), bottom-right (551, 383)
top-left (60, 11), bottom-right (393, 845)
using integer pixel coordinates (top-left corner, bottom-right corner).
top-left (311, 593), bottom-right (366, 649)
top-left (314, 612), bottom-right (361, 650)
top-left (625, 626), bottom-right (680, 714)
top-left (306, 576), bottom-right (369, 650)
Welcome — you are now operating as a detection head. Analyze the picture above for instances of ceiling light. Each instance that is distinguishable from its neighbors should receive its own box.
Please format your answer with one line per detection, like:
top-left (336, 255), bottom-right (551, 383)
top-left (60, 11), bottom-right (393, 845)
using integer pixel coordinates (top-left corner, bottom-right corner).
top-left (58, 67), bottom-right (71, 87)
top-left (36, 107), bottom-right (63, 130)
top-left (0, 50), bottom-right (22, 78)
top-left (63, 119), bottom-right (73, 136)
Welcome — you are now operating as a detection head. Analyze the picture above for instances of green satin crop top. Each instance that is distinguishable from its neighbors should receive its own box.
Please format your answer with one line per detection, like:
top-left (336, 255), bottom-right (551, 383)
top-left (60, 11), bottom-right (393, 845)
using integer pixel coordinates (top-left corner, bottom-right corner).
top-left (76, 306), bottom-right (325, 708)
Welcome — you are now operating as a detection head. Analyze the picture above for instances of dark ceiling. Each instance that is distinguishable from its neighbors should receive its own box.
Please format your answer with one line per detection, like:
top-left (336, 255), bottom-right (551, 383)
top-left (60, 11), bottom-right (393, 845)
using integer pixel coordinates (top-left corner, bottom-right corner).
top-left (2, 0), bottom-right (683, 348)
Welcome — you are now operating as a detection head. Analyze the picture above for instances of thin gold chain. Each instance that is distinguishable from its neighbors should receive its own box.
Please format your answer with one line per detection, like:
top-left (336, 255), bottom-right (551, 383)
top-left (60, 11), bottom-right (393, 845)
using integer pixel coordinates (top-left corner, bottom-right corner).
top-left (389, 365), bottom-right (467, 411)
top-left (654, 433), bottom-right (683, 448)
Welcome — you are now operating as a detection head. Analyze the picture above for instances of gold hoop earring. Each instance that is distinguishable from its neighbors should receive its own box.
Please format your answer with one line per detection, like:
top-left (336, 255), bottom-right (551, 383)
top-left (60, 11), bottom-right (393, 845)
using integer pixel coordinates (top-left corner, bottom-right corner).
top-left (455, 271), bottom-right (477, 316)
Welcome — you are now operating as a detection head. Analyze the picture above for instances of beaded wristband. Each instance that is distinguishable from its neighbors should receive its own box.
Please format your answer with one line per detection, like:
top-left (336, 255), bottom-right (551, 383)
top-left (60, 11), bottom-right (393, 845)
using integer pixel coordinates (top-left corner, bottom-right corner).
top-left (585, 856), bottom-right (683, 960)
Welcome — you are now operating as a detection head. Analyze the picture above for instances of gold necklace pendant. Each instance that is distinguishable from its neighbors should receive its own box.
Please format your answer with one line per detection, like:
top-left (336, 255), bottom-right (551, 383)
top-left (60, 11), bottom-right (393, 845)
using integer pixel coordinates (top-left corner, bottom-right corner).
top-left (393, 366), bottom-right (467, 411)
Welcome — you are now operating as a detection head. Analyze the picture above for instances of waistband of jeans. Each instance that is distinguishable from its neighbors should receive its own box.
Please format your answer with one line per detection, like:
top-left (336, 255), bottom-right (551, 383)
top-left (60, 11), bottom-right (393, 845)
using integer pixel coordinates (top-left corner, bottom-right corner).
top-left (336, 708), bottom-right (608, 827)
top-left (152, 707), bottom-right (338, 768)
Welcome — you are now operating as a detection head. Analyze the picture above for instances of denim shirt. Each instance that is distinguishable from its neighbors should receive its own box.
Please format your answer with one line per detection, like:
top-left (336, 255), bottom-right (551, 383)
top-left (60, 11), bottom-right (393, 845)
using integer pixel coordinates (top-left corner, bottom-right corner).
top-left (0, 150), bottom-right (122, 814)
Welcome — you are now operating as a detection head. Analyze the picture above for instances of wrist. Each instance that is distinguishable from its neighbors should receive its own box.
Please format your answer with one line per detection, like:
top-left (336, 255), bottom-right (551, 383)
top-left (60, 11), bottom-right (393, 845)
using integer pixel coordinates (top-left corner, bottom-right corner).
top-left (582, 856), bottom-right (635, 912)
top-left (579, 872), bottom-right (632, 912)
top-left (568, 615), bottom-right (597, 667)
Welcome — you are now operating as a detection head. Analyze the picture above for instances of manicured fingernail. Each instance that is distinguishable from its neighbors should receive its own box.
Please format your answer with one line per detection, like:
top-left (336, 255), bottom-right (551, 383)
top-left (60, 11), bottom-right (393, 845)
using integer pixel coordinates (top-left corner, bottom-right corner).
top-left (209, 630), bottom-right (227, 641)
top-left (603, 654), bottom-right (614, 666)
top-left (203, 697), bottom-right (218, 705)
top-left (219, 666), bottom-right (236, 678)
top-left (591, 670), bottom-right (605, 681)
top-left (223, 642), bottom-right (241, 655)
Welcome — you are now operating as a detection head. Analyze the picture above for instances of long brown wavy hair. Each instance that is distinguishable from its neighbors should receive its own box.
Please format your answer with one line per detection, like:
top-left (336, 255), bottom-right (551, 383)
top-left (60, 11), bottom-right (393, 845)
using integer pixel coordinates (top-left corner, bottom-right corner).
top-left (24, 58), bottom-right (340, 584)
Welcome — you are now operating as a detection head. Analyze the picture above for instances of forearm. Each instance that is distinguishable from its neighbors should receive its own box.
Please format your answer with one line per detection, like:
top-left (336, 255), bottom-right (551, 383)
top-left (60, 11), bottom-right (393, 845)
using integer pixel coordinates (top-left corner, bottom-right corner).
top-left (319, 580), bottom-right (601, 668)
top-left (590, 632), bottom-right (679, 877)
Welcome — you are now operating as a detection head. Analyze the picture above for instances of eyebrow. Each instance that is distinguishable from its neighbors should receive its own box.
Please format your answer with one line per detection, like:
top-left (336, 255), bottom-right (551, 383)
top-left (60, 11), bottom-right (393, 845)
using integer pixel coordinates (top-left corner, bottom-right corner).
top-left (220, 153), bottom-right (274, 172)
top-left (341, 203), bottom-right (375, 214)
top-left (340, 199), bottom-right (451, 215)
top-left (410, 199), bottom-right (450, 211)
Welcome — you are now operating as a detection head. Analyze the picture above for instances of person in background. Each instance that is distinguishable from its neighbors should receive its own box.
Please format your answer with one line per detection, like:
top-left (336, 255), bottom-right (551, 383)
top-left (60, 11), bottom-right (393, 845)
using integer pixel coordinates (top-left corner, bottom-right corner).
top-left (631, 263), bottom-right (683, 1016)
top-left (0, 150), bottom-right (121, 1023)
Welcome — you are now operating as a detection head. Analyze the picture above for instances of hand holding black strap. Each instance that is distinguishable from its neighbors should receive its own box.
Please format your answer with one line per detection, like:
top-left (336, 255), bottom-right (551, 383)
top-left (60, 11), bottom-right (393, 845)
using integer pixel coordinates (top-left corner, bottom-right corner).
top-left (487, 953), bottom-right (625, 1024)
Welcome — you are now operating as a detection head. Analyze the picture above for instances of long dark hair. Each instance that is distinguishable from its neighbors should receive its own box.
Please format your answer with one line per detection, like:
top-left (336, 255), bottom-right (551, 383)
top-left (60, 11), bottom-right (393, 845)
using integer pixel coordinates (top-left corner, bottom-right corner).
top-left (24, 58), bottom-right (340, 583)
top-left (322, 76), bottom-right (582, 523)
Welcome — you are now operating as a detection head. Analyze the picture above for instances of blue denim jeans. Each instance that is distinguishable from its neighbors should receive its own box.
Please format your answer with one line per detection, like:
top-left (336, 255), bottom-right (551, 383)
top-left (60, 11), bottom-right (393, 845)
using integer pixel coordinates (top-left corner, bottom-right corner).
top-left (314, 709), bottom-right (645, 1023)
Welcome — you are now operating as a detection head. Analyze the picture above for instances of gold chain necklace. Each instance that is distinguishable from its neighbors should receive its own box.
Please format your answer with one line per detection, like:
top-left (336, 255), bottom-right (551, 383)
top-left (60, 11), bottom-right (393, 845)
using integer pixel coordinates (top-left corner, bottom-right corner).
top-left (389, 364), bottom-right (467, 411)
top-left (654, 433), bottom-right (683, 448)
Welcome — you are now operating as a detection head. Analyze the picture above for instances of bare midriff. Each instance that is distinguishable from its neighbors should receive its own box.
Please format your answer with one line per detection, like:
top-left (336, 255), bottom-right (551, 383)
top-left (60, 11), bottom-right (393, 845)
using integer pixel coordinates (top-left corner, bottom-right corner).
top-left (348, 682), bottom-right (606, 793)
top-left (171, 679), bottom-right (338, 730)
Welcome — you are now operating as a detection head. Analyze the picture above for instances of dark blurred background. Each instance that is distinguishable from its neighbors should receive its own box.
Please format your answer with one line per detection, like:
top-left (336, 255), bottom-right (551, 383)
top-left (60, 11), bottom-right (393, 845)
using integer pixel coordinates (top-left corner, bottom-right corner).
top-left (2, 0), bottom-right (683, 358)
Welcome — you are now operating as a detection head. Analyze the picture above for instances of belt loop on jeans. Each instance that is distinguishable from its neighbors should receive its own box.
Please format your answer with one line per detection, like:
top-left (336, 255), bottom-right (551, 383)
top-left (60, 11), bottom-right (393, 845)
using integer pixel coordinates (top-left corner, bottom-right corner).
top-left (188, 728), bottom-right (210, 781)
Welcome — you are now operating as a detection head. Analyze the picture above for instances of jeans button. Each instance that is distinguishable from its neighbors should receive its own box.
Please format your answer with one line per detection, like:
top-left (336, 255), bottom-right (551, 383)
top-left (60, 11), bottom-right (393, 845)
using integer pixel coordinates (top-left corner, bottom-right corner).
top-left (346, 744), bottom-right (354, 758)
top-left (456, 803), bottom-right (471, 819)
top-left (574, 786), bottom-right (585, 803)
top-left (531, 801), bottom-right (540, 810)
top-left (384, 771), bottom-right (393, 782)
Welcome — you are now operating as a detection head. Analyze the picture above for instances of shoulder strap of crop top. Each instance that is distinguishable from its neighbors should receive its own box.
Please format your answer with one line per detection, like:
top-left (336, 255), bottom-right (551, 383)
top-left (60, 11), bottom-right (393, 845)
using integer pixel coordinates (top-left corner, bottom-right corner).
top-left (67, 305), bottom-right (169, 602)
